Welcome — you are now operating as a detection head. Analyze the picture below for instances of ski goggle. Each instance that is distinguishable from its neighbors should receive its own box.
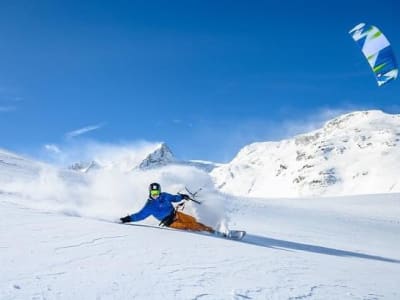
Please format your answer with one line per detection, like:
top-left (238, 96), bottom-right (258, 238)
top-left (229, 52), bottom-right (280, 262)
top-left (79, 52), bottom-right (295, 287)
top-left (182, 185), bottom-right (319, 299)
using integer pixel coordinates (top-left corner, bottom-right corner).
top-left (150, 190), bottom-right (160, 197)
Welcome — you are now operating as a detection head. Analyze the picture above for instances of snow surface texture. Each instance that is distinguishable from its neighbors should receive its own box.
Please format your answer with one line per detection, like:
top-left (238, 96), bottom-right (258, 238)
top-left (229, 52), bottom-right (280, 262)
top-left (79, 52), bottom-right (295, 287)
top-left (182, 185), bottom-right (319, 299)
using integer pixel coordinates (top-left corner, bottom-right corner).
top-left (211, 110), bottom-right (400, 197)
top-left (1, 190), bottom-right (400, 299)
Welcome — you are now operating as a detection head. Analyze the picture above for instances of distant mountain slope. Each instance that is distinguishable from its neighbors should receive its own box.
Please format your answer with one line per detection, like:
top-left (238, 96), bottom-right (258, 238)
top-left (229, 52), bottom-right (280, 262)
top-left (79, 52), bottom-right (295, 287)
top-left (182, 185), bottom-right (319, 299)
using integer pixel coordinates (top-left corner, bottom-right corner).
top-left (0, 149), bottom-right (44, 183)
top-left (69, 143), bottom-right (219, 173)
top-left (211, 110), bottom-right (400, 197)
top-left (69, 143), bottom-right (176, 173)
top-left (0, 148), bottom-right (84, 199)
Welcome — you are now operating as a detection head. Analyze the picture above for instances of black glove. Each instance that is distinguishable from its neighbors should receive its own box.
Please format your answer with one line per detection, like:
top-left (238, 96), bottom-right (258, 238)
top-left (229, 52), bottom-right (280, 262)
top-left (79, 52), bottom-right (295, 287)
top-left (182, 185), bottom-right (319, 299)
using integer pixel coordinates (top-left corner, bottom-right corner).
top-left (120, 215), bottom-right (131, 223)
top-left (180, 193), bottom-right (190, 200)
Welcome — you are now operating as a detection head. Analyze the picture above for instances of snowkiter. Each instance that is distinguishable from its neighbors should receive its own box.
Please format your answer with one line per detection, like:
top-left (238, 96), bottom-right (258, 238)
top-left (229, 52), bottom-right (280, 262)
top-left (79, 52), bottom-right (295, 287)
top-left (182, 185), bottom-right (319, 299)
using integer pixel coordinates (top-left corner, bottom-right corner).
top-left (120, 182), bottom-right (214, 233)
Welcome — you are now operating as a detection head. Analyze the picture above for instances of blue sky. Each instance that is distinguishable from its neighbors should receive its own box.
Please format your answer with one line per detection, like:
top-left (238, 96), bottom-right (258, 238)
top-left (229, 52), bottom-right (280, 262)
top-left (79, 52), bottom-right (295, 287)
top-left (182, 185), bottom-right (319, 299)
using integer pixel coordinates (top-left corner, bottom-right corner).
top-left (0, 0), bottom-right (399, 163)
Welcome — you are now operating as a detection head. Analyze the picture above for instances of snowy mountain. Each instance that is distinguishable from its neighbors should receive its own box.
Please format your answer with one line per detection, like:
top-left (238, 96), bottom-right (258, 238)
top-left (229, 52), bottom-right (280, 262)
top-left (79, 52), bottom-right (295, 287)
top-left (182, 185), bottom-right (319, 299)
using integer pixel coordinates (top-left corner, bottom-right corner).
top-left (0, 148), bottom-right (82, 185)
top-left (0, 148), bottom-right (42, 182)
top-left (138, 142), bottom-right (175, 169)
top-left (211, 110), bottom-right (400, 197)
top-left (69, 160), bottom-right (102, 173)
top-left (69, 142), bottom-right (176, 173)
top-left (69, 142), bottom-right (219, 173)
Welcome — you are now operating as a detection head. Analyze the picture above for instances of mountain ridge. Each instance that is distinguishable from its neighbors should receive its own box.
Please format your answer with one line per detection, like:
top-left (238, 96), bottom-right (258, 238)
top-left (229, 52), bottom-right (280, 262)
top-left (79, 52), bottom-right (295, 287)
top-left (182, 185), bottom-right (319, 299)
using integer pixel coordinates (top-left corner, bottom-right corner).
top-left (211, 110), bottom-right (400, 197)
top-left (2, 110), bottom-right (399, 197)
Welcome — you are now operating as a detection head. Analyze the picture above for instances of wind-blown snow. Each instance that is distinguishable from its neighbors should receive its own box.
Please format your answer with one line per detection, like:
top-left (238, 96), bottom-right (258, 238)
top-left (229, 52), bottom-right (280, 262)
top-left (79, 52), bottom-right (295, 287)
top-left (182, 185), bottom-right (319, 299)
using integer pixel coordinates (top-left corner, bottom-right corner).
top-left (67, 141), bottom-right (175, 172)
top-left (69, 142), bottom-right (220, 173)
top-left (0, 146), bottom-right (227, 230)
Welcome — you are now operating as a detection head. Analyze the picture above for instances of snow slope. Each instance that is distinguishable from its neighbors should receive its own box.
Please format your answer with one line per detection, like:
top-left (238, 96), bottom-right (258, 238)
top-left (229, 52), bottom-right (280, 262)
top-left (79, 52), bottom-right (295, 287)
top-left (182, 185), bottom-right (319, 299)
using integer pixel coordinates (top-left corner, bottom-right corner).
top-left (1, 193), bottom-right (400, 299)
top-left (1, 146), bottom-right (400, 299)
top-left (211, 110), bottom-right (400, 197)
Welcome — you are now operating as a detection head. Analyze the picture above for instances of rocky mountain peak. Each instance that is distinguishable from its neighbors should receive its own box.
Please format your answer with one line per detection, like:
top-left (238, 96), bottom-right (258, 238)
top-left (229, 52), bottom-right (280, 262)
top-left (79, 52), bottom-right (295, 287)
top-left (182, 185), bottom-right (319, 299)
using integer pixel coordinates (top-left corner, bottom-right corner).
top-left (138, 143), bottom-right (175, 170)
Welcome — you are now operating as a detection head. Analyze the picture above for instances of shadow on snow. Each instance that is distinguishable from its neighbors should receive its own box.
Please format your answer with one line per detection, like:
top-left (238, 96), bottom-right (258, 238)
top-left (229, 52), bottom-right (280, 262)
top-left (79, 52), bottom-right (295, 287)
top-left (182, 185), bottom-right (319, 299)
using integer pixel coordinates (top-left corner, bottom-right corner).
top-left (243, 234), bottom-right (400, 264)
top-left (125, 223), bottom-right (400, 264)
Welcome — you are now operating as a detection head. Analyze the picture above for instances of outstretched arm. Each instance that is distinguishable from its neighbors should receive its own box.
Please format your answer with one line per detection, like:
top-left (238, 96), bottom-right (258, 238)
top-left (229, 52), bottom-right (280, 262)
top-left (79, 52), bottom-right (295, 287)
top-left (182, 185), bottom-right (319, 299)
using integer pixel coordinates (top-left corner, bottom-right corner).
top-left (120, 201), bottom-right (152, 223)
top-left (130, 201), bottom-right (152, 222)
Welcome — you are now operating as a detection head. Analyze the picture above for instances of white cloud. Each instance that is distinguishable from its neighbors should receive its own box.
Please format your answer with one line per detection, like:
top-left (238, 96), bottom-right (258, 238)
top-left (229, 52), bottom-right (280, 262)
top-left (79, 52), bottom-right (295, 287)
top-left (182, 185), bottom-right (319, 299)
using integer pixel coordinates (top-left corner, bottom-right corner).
top-left (66, 123), bottom-right (105, 138)
top-left (44, 144), bottom-right (62, 154)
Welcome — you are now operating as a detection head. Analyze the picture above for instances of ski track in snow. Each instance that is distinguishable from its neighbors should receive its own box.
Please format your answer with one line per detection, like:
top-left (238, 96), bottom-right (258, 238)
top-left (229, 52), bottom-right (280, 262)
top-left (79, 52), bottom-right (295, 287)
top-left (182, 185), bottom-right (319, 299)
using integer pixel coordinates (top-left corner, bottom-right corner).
top-left (54, 235), bottom-right (127, 251)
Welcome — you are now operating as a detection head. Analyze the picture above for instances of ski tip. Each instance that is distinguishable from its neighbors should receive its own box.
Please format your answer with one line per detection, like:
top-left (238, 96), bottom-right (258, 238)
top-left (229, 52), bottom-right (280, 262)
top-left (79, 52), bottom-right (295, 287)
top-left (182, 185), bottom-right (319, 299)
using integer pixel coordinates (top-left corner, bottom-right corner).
top-left (215, 230), bottom-right (246, 240)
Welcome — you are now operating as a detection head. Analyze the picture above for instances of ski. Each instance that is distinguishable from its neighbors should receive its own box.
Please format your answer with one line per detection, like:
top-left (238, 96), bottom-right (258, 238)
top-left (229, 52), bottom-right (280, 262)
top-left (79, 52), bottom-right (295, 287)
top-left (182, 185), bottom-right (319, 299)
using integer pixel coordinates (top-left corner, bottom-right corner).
top-left (122, 222), bottom-right (246, 241)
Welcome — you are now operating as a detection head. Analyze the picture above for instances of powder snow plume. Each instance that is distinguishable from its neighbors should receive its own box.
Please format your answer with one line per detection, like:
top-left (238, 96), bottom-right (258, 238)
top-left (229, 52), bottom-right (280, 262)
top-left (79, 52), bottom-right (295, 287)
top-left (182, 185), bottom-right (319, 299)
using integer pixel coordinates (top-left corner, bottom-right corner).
top-left (0, 143), bottom-right (228, 230)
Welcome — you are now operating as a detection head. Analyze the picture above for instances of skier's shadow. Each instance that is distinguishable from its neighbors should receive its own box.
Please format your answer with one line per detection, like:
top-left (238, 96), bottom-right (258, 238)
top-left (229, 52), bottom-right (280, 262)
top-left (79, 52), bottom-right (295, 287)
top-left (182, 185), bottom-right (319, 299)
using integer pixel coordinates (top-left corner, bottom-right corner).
top-left (242, 234), bottom-right (400, 264)
top-left (124, 223), bottom-right (399, 264)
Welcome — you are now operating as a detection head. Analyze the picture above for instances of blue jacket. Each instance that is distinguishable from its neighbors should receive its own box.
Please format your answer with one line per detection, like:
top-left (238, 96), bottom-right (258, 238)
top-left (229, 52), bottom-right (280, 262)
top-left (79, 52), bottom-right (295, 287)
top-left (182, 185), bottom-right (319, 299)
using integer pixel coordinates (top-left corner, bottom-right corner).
top-left (130, 192), bottom-right (183, 222)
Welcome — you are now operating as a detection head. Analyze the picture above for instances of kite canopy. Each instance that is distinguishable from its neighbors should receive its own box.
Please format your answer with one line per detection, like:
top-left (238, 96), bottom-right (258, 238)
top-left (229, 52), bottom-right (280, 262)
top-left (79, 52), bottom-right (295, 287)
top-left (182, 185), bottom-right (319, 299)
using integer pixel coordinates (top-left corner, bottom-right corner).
top-left (349, 23), bottom-right (398, 86)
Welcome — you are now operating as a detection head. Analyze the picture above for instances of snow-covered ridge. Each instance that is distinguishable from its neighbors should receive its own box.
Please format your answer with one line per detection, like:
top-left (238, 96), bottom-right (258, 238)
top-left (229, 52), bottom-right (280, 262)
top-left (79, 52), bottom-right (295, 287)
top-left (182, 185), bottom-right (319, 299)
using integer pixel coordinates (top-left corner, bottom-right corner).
top-left (69, 143), bottom-right (175, 172)
top-left (0, 148), bottom-right (46, 182)
top-left (69, 143), bottom-right (219, 173)
top-left (211, 110), bottom-right (400, 197)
